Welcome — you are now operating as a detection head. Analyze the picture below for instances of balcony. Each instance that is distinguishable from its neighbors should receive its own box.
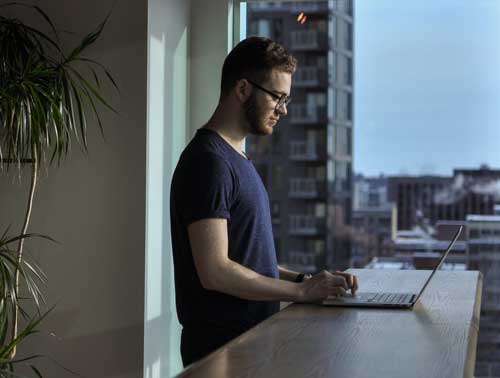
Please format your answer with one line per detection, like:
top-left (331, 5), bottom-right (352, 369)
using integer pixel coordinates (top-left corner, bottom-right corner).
top-left (289, 215), bottom-right (325, 236)
top-left (289, 2), bottom-right (329, 13)
top-left (290, 30), bottom-right (327, 50)
top-left (289, 141), bottom-right (324, 162)
top-left (333, 0), bottom-right (354, 17)
top-left (289, 178), bottom-right (325, 199)
top-left (290, 104), bottom-right (327, 125)
top-left (293, 67), bottom-right (327, 87)
top-left (248, 3), bottom-right (285, 11)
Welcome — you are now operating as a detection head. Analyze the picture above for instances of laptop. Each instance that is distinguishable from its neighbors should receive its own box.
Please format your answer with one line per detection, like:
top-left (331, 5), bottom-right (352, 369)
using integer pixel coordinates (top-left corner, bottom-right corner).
top-left (322, 225), bottom-right (463, 309)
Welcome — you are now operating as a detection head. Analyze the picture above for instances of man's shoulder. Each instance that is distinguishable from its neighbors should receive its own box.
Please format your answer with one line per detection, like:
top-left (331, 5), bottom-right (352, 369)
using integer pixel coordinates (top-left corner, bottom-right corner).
top-left (179, 148), bottom-right (232, 171)
top-left (181, 131), bottom-right (231, 164)
top-left (173, 145), bottom-right (235, 189)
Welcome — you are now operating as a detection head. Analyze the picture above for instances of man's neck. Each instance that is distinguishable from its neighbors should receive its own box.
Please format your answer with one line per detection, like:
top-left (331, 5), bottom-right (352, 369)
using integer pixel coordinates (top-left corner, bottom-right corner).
top-left (203, 109), bottom-right (248, 156)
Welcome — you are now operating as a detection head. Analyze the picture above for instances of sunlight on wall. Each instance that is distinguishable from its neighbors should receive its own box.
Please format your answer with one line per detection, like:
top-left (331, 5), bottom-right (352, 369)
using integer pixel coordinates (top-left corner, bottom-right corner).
top-left (145, 0), bottom-right (188, 377)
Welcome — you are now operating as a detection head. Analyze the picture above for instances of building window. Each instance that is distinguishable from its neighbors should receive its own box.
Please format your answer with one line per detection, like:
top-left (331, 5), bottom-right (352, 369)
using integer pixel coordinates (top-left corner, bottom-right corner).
top-left (272, 201), bottom-right (280, 218)
top-left (274, 238), bottom-right (281, 255)
top-left (271, 165), bottom-right (283, 190)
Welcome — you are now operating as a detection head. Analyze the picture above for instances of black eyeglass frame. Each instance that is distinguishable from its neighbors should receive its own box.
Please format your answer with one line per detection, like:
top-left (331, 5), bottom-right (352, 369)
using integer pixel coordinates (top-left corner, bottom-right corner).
top-left (246, 79), bottom-right (292, 112)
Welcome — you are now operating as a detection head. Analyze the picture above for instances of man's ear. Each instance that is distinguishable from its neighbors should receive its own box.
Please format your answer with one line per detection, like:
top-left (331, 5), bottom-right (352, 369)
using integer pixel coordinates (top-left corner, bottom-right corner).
top-left (235, 79), bottom-right (251, 104)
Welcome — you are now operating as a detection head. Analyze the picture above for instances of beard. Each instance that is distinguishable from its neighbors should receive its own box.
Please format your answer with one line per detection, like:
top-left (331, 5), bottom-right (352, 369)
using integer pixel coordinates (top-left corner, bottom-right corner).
top-left (243, 92), bottom-right (272, 136)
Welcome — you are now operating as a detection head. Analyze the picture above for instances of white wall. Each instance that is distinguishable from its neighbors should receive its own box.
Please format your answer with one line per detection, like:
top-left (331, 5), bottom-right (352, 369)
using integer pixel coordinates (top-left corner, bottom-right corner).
top-left (189, 0), bottom-right (235, 137)
top-left (1, 0), bottom-right (239, 377)
top-left (144, 0), bottom-right (190, 376)
top-left (0, 1), bottom-right (148, 377)
top-left (144, 0), bottom-right (238, 376)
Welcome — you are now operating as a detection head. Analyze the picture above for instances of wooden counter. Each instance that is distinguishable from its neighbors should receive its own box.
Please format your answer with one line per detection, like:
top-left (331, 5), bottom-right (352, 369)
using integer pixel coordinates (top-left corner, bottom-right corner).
top-left (176, 269), bottom-right (482, 378)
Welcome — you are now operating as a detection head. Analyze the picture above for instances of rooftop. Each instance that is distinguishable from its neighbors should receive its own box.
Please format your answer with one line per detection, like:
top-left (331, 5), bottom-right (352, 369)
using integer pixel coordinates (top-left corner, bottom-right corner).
top-left (467, 215), bottom-right (500, 222)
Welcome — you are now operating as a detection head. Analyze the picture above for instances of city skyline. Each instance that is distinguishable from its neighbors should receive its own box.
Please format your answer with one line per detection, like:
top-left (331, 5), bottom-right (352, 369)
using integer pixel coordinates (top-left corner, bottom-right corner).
top-left (354, 0), bottom-right (500, 177)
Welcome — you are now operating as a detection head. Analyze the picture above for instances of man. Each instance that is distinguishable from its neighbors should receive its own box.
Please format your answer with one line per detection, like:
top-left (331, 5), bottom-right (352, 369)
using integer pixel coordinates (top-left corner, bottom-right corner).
top-left (170, 36), bottom-right (358, 367)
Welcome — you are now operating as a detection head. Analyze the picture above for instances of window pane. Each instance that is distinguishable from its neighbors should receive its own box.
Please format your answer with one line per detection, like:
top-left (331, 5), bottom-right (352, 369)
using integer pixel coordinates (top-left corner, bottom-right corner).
top-left (245, 1), bottom-right (354, 273)
top-left (242, 6), bottom-right (499, 374)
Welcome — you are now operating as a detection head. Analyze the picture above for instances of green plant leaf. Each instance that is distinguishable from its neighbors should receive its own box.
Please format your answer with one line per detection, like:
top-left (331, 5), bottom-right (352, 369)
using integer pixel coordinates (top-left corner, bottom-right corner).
top-left (0, 307), bottom-right (53, 359)
top-left (0, 6), bottom-right (118, 167)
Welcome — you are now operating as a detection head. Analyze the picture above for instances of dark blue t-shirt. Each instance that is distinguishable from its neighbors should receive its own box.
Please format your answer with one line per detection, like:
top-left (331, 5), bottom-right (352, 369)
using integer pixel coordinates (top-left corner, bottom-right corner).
top-left (170, 128), bottom-right (280, 335)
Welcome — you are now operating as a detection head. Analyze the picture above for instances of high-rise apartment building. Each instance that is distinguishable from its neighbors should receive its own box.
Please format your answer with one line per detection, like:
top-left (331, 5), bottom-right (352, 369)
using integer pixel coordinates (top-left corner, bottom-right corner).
top-left (245, 0), bottom-right (354, 272)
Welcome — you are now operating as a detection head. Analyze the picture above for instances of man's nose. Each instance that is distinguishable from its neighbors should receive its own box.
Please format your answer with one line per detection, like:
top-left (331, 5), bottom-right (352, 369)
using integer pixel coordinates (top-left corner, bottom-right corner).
top-left (276, 103), bottom-right (287, 116)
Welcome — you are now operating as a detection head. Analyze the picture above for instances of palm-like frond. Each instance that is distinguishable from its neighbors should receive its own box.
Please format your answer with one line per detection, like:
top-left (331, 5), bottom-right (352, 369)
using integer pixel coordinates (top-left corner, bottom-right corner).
top-left (0, 231), bottom-right (53, 377)
top-left (0, 3), bottom-right (118, 168)
top-left (0, 4), bottom-right (116, 375)
top-left (0, 305), bottom-right (53, 378)
top-left (0, 232), bottom-right (51, 319)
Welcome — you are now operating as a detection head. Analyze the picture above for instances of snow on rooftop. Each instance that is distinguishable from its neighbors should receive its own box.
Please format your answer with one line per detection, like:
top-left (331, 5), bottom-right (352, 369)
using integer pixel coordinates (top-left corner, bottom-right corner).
top-left (365, 261), bottom-right (466, 271)
top-left (467, 215), bottom-right (500, 222)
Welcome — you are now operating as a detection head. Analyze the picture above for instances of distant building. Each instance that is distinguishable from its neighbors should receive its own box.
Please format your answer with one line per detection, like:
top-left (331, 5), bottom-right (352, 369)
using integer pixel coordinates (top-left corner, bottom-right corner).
top-left (364, 255), bottom-right (466, 271)
top-left (353, 174), bottom-right (389, 209)
top-left (388, 166), bottom-right (500, 231)
top-left (351, 174), bottom-right (396, 266)
top-left (387, 176), bottom-right (451, 231)
top-left (466, 214), bottom-right (500, 376)
top-left (246, 1), bottom-right (355, 272)
top-left (391, 226), bottom-right (467, 269)
top-left (351, 205), bottom-right (397, 266)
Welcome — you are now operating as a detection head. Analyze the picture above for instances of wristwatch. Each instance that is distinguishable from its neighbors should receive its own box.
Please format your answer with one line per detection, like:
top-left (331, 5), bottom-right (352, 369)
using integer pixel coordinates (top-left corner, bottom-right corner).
top-left (295, 273), bottom-right (312, 283)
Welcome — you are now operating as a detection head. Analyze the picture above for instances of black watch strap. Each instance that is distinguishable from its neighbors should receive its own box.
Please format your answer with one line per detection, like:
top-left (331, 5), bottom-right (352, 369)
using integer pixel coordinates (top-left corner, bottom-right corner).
top-left (295, 273), bottom-right (306, 283)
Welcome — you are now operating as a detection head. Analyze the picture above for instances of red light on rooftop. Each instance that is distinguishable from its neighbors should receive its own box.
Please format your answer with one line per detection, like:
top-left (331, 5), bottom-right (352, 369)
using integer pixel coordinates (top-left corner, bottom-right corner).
top-left (297, 12), bottom-right (307, 24)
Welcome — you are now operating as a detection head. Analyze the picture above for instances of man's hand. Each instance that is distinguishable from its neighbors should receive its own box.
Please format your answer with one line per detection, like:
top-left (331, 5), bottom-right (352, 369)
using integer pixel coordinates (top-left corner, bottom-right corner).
top-left (297, 270), bottom-right (358, 303)
top-left (332, 270), bottom-right (358, 295)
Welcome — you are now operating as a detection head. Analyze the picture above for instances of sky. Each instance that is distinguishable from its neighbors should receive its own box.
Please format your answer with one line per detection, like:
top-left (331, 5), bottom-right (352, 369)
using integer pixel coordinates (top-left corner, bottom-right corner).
top-left (354, 0), bottom-right (500, 177)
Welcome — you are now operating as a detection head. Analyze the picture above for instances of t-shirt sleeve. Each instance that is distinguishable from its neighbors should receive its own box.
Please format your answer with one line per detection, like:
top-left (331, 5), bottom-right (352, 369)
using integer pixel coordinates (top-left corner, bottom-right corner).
top-left (180, 153), bottom-right (236, 226)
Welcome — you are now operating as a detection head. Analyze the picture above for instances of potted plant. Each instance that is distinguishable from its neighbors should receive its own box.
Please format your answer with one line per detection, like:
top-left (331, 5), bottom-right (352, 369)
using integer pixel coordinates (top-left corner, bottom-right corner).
top-left (0, 3), bottom-right (118, 376)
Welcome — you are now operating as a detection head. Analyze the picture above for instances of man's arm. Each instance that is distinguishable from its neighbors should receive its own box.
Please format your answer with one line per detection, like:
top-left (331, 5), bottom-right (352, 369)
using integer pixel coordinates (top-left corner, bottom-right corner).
top-left (188, 218), bottom-right (350, 303)
top-left (278, 265), bottom-right (310, 282)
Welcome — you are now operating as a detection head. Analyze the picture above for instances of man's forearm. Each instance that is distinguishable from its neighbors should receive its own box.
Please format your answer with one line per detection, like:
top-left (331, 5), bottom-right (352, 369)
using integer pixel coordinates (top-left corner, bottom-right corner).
top-left (278, 265), bottom-right (302, 282)
top-left (207, 260), bottom-right (303, 302)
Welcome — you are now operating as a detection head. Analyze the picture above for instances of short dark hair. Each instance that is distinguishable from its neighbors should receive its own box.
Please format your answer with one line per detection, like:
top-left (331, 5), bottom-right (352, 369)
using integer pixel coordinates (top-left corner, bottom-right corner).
top-left (220, 36), bottom-right (297, 97)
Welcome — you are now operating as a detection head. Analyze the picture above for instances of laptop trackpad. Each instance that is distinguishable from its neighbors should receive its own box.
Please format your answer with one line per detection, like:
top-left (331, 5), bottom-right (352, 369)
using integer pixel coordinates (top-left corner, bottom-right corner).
top-left (323, 293), bottom-right (371, 305)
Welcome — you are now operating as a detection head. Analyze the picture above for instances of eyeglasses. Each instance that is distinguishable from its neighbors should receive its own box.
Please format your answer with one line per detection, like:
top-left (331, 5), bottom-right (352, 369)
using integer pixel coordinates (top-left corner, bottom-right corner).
top-left (246, 79), bottom-right (292, 112)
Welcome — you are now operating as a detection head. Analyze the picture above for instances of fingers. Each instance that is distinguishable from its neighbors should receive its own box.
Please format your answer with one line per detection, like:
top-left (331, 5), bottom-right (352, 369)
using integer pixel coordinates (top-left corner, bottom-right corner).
top-left (322, 286), bottom-right (346, 301)
top-left (352, 275), bottom-right (359, 294)
top-left (334, 271), bottom-right (359, 294)
top-left (322, 270), bottom-right (348, 290)
top-left (333, 276), bottom-right (349, 290)
top-left (333, 271), bottom-right (352, 286)
top-left (329, 286), bottom-right (346, 296)
top-left (308, 271), bottom-right (356, 300)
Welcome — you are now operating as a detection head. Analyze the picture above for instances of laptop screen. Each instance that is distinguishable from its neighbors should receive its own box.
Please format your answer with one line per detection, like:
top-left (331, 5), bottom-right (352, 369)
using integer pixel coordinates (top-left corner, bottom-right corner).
top-left (413, 225), bottom-right (463, 303)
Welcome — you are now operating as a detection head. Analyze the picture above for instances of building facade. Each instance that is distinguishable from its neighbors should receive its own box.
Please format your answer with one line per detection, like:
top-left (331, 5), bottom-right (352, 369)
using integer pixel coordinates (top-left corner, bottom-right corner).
top-left (246, 0), bottom-right (354, 272)
top-left (351, 174), bottom-right (396, 265)
top-left (467, 215), bottom-right (500, 377)
top-left (388, 166), bottom-right (500, 231)
top-left (387, 176), bottom-right (452, 231)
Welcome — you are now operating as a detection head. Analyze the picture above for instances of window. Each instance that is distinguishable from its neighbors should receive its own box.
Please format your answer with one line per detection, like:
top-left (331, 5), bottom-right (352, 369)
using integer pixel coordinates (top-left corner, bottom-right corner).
top-left (274, 238), bottom-right (281, 256)
top-left (273, 19), bottom-right (284, 42)
top-left (335, 127), bottom-right (351, 156)
top-left (335, 90), bottom-right (351, 121)
top-left (272, 201), bottom-right (281, 218)
top-left (272, 165), bottom-right (283, 190)
top-left (336, 18), bottom-right (351, 50)
top-left (243, 2), bottom-right (499, 340)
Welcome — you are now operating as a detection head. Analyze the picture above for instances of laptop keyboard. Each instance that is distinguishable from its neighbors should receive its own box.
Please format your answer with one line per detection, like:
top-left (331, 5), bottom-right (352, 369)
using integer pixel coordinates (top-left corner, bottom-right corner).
top-left (366, 293), bottom-right (413, 304)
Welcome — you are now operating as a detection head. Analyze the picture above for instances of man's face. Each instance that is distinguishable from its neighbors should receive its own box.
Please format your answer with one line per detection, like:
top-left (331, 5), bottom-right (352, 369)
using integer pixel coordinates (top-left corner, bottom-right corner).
top-left (244, 70), bottom-right (292, 136)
